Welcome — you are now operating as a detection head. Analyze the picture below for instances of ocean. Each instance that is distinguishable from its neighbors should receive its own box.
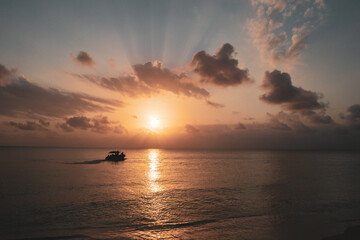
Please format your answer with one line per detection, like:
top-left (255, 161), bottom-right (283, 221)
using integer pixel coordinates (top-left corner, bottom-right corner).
top-left (1, 147), bottom-right (360, 239)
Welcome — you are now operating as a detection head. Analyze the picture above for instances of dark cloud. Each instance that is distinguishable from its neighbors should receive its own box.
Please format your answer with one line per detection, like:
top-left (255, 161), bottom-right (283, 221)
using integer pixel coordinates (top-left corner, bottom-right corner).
top-left (268, 112), bottom-right (311, 132)
top-left (8, 120), bottom-right (49, 131)
top-left (0, 64), bottom-right (16, 83)
top-left (206, 100), bottom-right (224, 108)
top-left (72, 74), bottom-right (156, 97)
top-left (260, 70), bottom-right (324, 109)
top-left (234, 122), bottom-right (246, 130)
top-left (133, 61), bottom-right (210, 99)
top-left (0, 77), bottom-right (122, 118)
top-left (302, 110), bottom-right (334, 124)
top-left (66, 116), bottom-right (92, 130)
top-left (92, 116), bottom-right (112, 133)
top-left (72, 51), bottom-right (95, 67)
top-left (57, 123), bottom-right (73, 132)
top-left (190, 43), bottom-right (251, 87)
top-left (347, 104), bottom-right (360, 121)
top-left (260, 70), bottom-right (333, 124)
top-left (267, 113), bottom-right (292, 131)
top-left (58, 116), bottom-right (124, 134)
top-left (185, 124), bottom-right (200, 134)
top-left (39, 119), bottom-right (50, 127)
top-left (342, 104), bottom-right (360, 128)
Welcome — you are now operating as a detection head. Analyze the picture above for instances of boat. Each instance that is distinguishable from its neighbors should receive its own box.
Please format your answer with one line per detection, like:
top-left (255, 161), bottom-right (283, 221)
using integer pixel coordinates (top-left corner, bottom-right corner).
top-left (105, 151), bottom-right (126, 161)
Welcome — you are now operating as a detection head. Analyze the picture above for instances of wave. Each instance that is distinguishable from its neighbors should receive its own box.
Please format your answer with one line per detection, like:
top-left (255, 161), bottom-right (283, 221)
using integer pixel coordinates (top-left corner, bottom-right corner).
top-left (65, 218), bottom-right (218, 232)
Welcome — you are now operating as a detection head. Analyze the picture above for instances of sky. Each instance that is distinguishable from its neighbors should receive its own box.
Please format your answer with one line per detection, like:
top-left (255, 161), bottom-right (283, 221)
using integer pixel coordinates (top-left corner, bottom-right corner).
top-left (0, 0), bottom-right (359, 149)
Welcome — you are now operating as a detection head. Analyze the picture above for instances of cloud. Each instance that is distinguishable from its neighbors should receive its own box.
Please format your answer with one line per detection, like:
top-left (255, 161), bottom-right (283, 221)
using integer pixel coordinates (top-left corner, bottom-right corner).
top-left (260, 70), bottom-right (333, 124)
top-left (339, 112), bottom-right (345, 120)
top-left (266, 113), bottom-right (292, 131)
top-left (39, 119), bottom-right (50, 127)
top-left (190, 43), bottom-right (251, 87)
top-left (185, 124), bottom-right (200, 134)
top-left (66, 116), bottom-right (92, 130)
top-left (8, 119), bottom-right (49, 131)
top-left (57, 123), bottom-right (73, 132)
top-left (0, 77), bottom-right (122, 118)
top-left (114, 124), bottom-right (127, 134)
top-left (0, 64), bottom-right (16, 84)
top-left (131, 115), bottom-right (138, 119)
top-left (347, 104), bottom-right (360, 121)
top-left (206, 100), bottom-right (225, 108)
top-left (260, 70), bottom-right (324, 109)
top-left (133, 61), bottom-right (210, 99)
top-left (248, 0), bottom-right (327, 65)
top-left (72, 51), bottom-right (96, 67)
top-left (91, 116), bottom-right (113, 133)
top-left (341, 104), bottom-right (360, 128)
top-left (302, 110), bottom-right (333, 124)
top-left (58, 115), bottom-right (125, 134)
top-left (267, 111), bottom-right (311, 132)
top-left (72, 74), bottom-right (156, 98)
top-left (76, 60), bottom-right (212, 100)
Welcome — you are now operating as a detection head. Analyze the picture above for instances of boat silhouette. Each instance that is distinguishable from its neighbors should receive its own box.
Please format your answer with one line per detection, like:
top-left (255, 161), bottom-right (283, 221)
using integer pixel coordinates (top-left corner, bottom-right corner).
top-left (105, 151), bottom-right (126, 161)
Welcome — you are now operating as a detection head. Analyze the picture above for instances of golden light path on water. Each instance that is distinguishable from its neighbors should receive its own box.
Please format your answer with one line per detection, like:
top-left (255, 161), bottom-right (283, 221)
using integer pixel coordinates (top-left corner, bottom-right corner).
top-left (147, 149), bottom-right (162, 192)
top-left (142, 149), bottom-right (179, 239)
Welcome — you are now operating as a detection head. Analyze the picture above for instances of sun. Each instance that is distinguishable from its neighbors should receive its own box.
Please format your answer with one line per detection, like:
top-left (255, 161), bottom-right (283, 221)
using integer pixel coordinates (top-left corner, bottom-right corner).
top-left (149, 115), bottom-right (160, 130)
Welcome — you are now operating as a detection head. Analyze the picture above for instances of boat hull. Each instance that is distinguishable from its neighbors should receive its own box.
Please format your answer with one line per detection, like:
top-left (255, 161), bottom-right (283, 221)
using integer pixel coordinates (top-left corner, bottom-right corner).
top-left (105, 155), bottom-right (126, 161)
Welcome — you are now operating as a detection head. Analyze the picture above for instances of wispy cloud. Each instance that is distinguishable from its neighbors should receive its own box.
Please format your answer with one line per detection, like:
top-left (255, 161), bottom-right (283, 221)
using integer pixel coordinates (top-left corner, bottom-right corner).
top-left (75, 60), bottom-right (211, 100)
top-left (206, 100), bottom-right (225, 108)
top-left (0, 75), bottom-right (122, 118)
top-left (72, 74), bottom-right (156, 98)
top-left (133, 61), bottom-right (210, 99)
top-left (248, 0), bottom-right (327, 65)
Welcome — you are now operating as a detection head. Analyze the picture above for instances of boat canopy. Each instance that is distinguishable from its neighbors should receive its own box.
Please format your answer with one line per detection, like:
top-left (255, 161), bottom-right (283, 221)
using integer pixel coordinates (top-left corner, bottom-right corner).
top-left (109, 151), bottom-right (120, 154)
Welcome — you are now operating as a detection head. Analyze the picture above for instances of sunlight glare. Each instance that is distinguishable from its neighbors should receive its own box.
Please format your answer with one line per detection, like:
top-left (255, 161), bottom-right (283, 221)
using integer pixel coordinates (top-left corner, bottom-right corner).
top-left (149, 115), bottom-right (160, 130)
top-left (148, 149), bottom-right (162, 192)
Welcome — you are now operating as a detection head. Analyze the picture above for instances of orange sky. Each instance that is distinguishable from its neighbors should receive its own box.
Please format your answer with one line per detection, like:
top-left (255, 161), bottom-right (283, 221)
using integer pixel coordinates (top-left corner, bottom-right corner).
top-left (0, 0), bottom-right (359, 149)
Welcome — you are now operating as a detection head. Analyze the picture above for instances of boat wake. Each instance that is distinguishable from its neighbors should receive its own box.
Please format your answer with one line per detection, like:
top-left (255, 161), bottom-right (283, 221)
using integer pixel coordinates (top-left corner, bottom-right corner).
top-left (63, 159), bottom-right (106, 164)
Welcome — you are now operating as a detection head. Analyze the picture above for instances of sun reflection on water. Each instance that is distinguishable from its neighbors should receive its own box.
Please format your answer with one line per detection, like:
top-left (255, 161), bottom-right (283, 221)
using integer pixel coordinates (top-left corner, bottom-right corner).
top-left (148, 149), bottom-right (162, 192)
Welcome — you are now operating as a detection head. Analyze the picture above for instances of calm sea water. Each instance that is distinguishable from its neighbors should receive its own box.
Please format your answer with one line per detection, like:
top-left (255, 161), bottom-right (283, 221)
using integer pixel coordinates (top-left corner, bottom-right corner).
top-left (1, 148), bottom-right (360, 240)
